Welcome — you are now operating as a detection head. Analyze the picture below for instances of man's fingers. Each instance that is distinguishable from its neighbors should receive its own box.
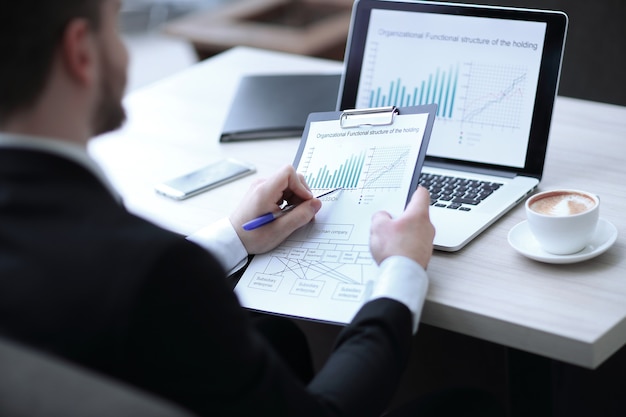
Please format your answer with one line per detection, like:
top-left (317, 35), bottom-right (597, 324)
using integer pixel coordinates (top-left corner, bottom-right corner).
top-left (404, 186), bottom-right (431, 215)
top-left (282, 198), bottom-right (322, 230)
top-left (286, 168), bottom-right (313, 200)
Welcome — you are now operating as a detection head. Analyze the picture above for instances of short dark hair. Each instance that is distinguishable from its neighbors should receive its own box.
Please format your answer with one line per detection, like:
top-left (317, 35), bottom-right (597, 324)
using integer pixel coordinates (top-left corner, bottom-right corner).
top-left (0, 0), bottom-right (104, 123)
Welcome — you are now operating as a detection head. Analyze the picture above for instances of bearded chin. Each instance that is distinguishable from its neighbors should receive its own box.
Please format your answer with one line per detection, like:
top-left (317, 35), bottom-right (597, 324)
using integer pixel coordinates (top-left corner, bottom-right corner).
top-left (93, 102), bottom-right (126, 136)
top-left (91, 64), bottom-right (127, 137)
top-left (92, 88), bottom-right (126, 137)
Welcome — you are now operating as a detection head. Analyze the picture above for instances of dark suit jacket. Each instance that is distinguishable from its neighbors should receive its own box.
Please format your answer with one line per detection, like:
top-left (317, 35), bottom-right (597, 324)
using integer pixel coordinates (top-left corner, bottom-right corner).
top-left (0, 148), bottom-right (414, 416)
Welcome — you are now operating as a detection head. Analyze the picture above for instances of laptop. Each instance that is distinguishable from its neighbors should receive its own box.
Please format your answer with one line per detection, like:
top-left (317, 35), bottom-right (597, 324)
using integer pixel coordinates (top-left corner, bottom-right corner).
top-left (337, 0), bottom-right (568, 251)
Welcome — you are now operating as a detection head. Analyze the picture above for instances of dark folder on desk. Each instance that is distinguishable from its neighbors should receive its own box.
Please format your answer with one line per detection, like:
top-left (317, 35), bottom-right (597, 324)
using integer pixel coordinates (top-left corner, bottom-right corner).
top-left (220, 74), bottom-right (341, 142)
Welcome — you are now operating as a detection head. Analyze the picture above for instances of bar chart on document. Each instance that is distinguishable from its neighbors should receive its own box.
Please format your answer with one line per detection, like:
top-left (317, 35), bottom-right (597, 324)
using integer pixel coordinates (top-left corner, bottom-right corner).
top-left (300, 146), bottom-right (410, 191)
top-left (235, 113), bottom-right (429, 324)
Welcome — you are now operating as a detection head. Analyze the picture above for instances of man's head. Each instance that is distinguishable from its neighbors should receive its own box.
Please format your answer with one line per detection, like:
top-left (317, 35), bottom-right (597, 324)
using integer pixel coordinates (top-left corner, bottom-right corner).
top-left (0, 0), bottom-right (128, 139)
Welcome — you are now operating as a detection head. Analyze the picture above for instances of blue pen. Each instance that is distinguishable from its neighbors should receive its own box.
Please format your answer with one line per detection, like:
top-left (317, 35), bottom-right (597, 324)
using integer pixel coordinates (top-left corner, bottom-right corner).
top-left (242, 188), bottom-right (342, 231)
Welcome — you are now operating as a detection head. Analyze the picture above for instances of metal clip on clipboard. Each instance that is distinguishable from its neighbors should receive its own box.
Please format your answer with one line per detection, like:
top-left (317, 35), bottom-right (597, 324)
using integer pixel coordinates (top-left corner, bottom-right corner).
top-left (339, 106), bottom-right (399, 129)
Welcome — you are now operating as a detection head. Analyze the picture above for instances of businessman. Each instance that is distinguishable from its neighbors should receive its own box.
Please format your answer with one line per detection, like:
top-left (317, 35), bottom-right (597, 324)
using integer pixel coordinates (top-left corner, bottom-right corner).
top-left (0, 1), bottom-right (445, 416)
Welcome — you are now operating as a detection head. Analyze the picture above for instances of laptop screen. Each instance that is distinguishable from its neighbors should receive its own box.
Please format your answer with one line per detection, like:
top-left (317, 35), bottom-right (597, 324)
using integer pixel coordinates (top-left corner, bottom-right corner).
top-left (339, 0), bottom-right (567, 178)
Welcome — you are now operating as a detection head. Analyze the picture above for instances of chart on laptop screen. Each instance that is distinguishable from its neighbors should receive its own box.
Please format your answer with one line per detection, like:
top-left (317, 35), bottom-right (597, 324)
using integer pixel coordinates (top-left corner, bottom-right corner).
top-left (356, 9), bottom-right (547, 168)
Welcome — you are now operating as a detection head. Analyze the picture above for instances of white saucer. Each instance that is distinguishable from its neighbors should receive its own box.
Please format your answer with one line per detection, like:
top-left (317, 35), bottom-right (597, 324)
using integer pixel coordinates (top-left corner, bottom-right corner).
top-left (507, 218), bottom-right (618, 264)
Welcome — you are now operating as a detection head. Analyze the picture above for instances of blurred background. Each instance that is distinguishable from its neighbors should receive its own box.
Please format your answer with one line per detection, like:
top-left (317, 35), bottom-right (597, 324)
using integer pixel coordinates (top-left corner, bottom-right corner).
top-left (121, 0), bottom-right (626, 106)
top-left (121, 0), bottom-right (224, 91)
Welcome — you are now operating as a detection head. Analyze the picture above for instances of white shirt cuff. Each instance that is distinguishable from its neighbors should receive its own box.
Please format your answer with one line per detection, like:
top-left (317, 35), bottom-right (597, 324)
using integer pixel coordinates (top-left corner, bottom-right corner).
top-left (186, 217), bottom-right (248, 276)
top-left (368, 256), bottom-right (429, 334)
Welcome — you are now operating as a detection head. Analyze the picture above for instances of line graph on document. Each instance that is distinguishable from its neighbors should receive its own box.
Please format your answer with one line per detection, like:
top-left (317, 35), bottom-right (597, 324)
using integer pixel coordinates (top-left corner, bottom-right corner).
top-left (301, 145), bottom-right (412, 192)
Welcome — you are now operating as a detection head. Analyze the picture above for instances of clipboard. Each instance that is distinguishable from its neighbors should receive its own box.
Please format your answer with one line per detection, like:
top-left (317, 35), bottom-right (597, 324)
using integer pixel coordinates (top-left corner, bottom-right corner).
top-left (293, 104), bottom-right (437, 205)
top-left (235, 104), bottom-right (437, 325)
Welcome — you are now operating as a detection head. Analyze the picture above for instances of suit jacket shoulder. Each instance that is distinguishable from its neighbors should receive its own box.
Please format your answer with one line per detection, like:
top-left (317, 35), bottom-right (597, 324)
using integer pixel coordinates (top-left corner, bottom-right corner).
top-left (0, 149), bottom-right (414, 417)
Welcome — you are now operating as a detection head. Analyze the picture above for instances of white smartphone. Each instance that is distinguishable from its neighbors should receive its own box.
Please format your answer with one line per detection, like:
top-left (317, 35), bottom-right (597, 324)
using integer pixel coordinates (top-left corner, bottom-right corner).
top-left (155, 158), bottom-right (256, 200)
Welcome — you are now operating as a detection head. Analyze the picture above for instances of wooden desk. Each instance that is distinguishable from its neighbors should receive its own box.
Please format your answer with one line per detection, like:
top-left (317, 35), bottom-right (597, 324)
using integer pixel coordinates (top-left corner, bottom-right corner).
top-left (90, 46), bottom-right (626, 370)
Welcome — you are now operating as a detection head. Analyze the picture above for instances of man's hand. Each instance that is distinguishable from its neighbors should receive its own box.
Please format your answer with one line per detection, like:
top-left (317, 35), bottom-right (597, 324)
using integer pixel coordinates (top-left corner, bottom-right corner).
top-left (369, 186), bottom-right (435, 269)
top-left (229, 165), bottom-right (322, 254)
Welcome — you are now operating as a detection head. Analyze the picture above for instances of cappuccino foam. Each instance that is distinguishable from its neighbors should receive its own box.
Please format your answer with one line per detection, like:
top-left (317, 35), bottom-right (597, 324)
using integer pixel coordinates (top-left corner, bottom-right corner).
top-left (530, 192), bottom-right (595, 216)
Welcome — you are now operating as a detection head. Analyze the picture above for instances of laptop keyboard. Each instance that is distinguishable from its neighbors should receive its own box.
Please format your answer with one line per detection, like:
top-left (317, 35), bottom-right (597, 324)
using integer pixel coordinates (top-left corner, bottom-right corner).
top-left (419, 173), bottom-right (502, 211)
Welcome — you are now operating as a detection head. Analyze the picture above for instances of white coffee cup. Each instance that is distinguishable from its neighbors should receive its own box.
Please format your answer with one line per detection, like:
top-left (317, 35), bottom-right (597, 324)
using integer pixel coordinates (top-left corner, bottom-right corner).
top-left (525, 189), bottom-right (599, 255)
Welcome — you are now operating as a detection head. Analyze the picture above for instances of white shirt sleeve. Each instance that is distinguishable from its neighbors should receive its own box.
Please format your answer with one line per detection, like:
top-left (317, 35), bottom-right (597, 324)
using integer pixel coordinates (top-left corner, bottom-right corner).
top-left (186, 217), bottom-right (248, 276)
top-left (367, 256), bottom-right (429, 334)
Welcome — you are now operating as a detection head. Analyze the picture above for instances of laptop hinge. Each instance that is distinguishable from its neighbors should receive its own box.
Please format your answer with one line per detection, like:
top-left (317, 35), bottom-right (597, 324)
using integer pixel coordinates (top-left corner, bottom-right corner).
top-left (424, 159), bottom-right (518, 179)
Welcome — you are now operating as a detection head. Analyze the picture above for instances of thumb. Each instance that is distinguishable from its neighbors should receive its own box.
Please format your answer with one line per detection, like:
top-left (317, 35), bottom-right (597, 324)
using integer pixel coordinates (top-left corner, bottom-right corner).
top-left (371, 210), bottom-right (392, 230)
top-left (403, 186), bottom-right (432, 217)
top-left (281, 198), bottom-right (322, 230)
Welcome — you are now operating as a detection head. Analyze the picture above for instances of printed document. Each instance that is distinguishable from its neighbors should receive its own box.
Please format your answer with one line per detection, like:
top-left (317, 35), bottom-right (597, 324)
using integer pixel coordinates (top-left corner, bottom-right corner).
top-left (235, 110), bottom-right (432, 324)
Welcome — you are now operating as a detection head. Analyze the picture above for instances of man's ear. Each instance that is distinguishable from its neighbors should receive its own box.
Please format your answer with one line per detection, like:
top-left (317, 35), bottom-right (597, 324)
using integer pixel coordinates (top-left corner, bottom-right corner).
top-left (59, 18), bottom-right (97, 87)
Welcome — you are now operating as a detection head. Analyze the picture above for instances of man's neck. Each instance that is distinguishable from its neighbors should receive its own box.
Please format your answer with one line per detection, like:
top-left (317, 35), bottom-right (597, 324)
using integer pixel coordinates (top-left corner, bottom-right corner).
top-left (1, 105), bottom-right (90, 146)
